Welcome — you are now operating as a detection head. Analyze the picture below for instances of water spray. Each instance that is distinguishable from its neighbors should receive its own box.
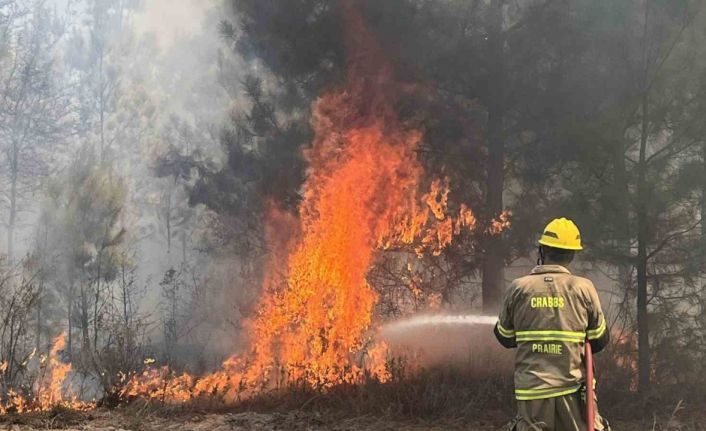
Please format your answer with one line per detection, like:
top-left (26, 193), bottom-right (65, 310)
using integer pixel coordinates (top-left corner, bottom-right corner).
top-left (375, 313), bottom-right (511, 376)
top-left (380, 314), bottom-right (496, 335)
top-left (377, 313), bottom-right (498, 360)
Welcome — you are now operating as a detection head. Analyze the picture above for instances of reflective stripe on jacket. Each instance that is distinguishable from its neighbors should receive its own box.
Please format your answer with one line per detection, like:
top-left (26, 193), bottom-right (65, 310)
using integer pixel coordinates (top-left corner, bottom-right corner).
top-left (494, 265), bottom-right (610, 400)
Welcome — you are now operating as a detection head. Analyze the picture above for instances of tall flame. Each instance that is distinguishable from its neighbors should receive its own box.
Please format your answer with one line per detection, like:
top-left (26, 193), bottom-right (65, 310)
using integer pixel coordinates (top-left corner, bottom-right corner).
top-left (36, 334), bottom-right (73, 409)
top-left (3, 4), bottom-right (510, 410)
top-left (243, 4), bottom-right (481, 386)
top-left (119, 4), bottom-right (487, 401)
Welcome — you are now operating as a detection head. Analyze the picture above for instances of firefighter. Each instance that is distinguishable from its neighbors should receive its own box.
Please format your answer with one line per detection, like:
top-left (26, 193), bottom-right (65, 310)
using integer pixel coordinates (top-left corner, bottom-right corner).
top-left (494, 217), bottom-right (611, 431)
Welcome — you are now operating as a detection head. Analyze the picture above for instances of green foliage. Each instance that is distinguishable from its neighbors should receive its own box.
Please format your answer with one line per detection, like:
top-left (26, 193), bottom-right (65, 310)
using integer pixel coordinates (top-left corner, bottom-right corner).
top-left (53, 155), bottom-right (127, 275)
top-left (41, 149), bottom-right (131, 359)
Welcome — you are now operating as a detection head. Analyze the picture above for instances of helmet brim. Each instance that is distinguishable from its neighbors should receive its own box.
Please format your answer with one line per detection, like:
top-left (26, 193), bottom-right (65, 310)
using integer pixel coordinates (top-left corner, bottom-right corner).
top-left (538, 238), bottom-right (583, 251)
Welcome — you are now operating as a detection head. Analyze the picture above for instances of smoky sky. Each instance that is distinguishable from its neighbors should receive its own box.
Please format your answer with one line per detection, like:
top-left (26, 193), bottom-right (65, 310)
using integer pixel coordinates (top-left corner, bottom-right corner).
top-left (132, 0), bottom-right (216, 49)
top-left (45, 0), bottom-right (216, 50)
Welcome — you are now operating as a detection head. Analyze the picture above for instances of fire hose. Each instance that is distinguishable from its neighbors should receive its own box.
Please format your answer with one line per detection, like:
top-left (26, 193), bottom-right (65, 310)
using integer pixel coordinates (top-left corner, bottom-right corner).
top-left (585, 338), bottom-right (594, 431)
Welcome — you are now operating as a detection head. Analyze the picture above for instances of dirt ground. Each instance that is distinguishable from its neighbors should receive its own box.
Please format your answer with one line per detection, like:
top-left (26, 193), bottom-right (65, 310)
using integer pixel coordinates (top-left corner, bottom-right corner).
top-left (0, 410), bottom-right (493, 431)
top-left (0, 409), bottom-right (700, 431)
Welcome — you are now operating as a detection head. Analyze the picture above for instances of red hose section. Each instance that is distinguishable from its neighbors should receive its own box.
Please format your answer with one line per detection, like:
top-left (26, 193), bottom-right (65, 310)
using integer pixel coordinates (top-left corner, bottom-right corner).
top-left (585, 339), bottom-right (595, 431)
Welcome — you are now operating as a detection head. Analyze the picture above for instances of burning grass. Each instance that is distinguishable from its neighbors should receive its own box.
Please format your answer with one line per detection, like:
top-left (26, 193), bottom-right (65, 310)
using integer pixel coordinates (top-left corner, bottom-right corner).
top-left (0, 334), bottom-right (95, 415)
top-left (2, 349), bottom-right (705, 431)
top-left (118, 362), bottom-right (706, 431)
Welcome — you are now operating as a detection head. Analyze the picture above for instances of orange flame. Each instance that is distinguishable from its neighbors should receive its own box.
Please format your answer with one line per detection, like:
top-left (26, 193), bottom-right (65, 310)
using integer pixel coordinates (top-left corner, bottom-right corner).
top-left (7, 4), bottom-right (511, 410)
top-left (241, 4), bottom-right (482, 387)
top-left (380, 178), bottom-right (478, 257)
top-left (0, 334), bottom-right (93, 414)
top-left (119, 4), bottom-right (485, 401)
top-left (36, 334), bottom-right (73, 409)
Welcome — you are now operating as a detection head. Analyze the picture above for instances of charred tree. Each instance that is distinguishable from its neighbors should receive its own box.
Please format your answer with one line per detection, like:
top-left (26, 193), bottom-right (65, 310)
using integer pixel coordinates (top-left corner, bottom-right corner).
top-left (636, 89), bottom-right (651, 393)
top-left (481, 0), bottom-right (506, 313)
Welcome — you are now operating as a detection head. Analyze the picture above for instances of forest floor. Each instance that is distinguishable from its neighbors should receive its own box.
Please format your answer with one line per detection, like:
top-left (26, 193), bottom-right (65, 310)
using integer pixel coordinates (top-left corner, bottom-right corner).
top-left (0, 408), bottom-right (703, 431)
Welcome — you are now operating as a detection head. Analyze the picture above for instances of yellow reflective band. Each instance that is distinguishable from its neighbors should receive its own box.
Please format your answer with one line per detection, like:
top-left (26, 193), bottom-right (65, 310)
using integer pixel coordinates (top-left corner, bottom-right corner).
top-left (515, 330), bottom-right (585, 343)
top-left (516, 336), bottom-right (584, 342)
top-left (496, 322), bottom-right (515, 338)
top-left (517, 329), bottom-right (585, 337)
top-left (520, 337), bottom-right (582, 344)
top-left (515, 385), bottom-right (582, 401)
top-left (587, 319), bottom-right (607, 340)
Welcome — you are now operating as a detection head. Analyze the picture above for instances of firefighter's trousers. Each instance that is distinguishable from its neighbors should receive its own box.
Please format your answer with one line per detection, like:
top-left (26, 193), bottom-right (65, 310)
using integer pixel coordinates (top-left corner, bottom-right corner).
top-left (509, 392), bottom-right (610, 431)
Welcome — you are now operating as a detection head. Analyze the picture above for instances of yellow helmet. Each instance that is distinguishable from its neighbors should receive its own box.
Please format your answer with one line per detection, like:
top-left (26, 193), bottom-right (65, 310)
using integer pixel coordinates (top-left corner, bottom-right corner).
top-left (538, 218), bottom-right (583, 251)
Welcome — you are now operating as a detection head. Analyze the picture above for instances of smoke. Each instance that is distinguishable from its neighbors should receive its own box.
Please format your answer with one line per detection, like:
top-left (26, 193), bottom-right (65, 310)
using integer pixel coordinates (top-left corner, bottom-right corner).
top-left (132, 0), bottom-right (215, 50)
top-left (32, 0), bottom-right (241, 361)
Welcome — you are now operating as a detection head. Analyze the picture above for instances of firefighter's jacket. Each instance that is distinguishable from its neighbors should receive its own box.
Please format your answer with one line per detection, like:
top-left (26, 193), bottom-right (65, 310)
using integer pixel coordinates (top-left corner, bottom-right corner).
top-left (494, 265), bottom-right (610, 401)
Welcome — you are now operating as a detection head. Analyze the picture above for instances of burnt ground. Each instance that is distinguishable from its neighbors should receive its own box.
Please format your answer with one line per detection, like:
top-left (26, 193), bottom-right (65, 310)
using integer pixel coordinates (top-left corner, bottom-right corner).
top-left (0, 409), bottom-right (492, 431)
top-left (0, 408), bottom-right (702, 431)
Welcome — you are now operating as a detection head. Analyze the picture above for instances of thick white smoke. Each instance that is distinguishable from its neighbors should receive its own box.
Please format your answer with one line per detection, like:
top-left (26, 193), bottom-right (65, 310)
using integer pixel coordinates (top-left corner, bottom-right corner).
top-left (132, 0), bottom-right (216, 50)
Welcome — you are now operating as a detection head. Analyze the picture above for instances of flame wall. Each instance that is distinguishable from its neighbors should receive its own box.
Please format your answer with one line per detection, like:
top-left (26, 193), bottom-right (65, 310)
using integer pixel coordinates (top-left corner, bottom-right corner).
top-left (245, 4), bottom-right (427, 385)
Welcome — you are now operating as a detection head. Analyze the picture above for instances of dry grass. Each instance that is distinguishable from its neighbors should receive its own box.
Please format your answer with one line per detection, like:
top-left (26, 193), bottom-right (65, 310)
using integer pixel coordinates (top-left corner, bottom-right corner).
top-left (232, 366), bottom-right (514, 422)
top-left (0, 405), bottom-right (96, 429)
top-left (3, 343), bottom-right (706, 430)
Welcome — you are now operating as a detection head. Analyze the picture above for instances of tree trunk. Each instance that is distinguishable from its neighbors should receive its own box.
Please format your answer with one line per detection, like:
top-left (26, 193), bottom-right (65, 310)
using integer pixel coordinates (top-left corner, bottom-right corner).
top-left (122, 264), bottom-right (129, 329)
top-left (636, 91), bottom-right (651, 393)
top-left (635, 0), bottom-right (652, 394)
top-left (81, 285), bottom-right (90, 351)
top-left (481, 0), bottom-right (506, 313)
top-left (93, 249), bottom-right (102, 350)
top-left (701, 141), bottom-right (706, 249)
top-left (613, 134), bottom-right (633, 298)
top-left (182, 229), bottom-right (187, 268)
top-left (67, 290), bottom-right (73, 360)
top-left (99, 51), bottom-right (106, 162)
top-left (7, 143), bottom-right (18, 263)
top-left (36, 279), bottom-right (42, 352)
top-left (7, 312), bottom-right (16, 383)
top-left (166, 190), bottom-right (172, 255)
top-left (36, 223), bottom-right (49, 352)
